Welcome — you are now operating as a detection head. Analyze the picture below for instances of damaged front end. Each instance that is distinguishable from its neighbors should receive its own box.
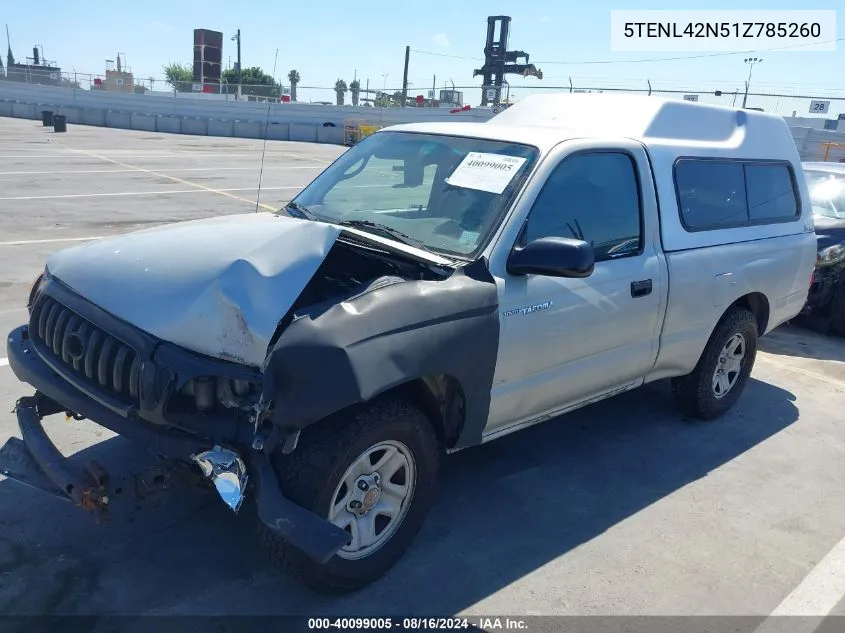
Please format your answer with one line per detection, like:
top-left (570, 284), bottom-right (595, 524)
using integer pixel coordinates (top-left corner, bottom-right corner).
top-left (1, 217), bottom-right (468, 565)
top-left (1, 309), bottom-right (352, 562)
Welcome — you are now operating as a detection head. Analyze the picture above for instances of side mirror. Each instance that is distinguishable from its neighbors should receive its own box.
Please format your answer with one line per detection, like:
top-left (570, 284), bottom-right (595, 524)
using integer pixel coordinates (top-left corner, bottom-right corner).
top-left (507, 236), bottom-right (595, 278)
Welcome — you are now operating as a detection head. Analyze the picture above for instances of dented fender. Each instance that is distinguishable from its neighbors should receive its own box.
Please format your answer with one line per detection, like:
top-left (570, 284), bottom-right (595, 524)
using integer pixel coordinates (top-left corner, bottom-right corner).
top-left (261, 258), bottom-right (501, 450)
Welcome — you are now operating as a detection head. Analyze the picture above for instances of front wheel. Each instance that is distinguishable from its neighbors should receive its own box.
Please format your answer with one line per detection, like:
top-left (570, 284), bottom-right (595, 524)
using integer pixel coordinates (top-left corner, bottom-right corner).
top-left (672, 306), bottom-right (758, 420)
top-left (256, 397), bottom-right (440, 594)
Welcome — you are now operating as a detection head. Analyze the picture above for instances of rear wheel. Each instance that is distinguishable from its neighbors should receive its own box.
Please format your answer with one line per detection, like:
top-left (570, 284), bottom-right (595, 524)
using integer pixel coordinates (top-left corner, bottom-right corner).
top-left (256, 396), bottom-right (440, 594)
top-left (672, 306), bottom-right (758, 420)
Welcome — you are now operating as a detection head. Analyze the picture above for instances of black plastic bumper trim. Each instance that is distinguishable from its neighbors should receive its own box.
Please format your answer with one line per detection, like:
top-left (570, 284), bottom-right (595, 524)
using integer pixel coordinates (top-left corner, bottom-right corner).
top-left (10, 394), bottom-right (109, 511)
top-left (5, 323), bottom-right (351, 563)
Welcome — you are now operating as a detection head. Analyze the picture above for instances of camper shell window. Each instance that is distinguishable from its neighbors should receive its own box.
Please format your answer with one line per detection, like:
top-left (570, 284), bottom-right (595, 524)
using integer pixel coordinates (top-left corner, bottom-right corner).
top-left (673, 158), bottom-right (801, 232)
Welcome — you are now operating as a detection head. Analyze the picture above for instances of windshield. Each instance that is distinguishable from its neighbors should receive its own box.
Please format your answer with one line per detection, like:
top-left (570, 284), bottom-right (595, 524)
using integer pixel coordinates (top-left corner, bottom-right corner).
top-left (805, 170), bottom-right (845, 219)
top-left (284, 131), bottom-right (540, 257)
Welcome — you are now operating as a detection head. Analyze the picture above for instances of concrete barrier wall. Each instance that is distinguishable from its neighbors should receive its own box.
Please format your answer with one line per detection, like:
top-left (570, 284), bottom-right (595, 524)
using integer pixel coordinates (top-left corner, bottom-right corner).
top-left (0, 81), bottom-right (492, 145)
top-left (106, 110), bottom-right (132, 129)
top-left (3, 82), bottom-right (845, 158)
top-left (0, 82), bottom-right (492, 125)
top-left (156, 116), bottom-right (181, 134)
top-left (61, 107), bottom-right (81, 124)
top-left (234, 120), bottom-right (262, 138)
top-left (290, 123), bottom-right (318, 143)
top-left (130, 113), bottom-right (156, 132)
top-left (82, 108), bottom-right (107, 126)
top-left (11, 102), bottom-right (36, 119)
top-left (317, 125), bottom-right (345, 145)
top-left (182, 117), bottom-right (208, 136)
top-left (208, 118), bottom-right (234, 137)
top-left (267, 122), bottom-right (289, 141)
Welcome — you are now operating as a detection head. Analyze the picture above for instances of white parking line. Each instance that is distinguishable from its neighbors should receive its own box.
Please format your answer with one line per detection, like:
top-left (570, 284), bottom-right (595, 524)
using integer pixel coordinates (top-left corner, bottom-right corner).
top-left (0, 236), bottom-right (104, 246)
top-left (277, 153), bottom-right (333, 164)
top-left (0, 153), bottom-right (254, 159)
top-left (0, 166), bottom-right (323, 176)
top-left (0, 186), bottom-right (303, 201)
top-left (753, 536), bottom-right (845, 633)
top-left (0, 358), bottom-right (8, 368)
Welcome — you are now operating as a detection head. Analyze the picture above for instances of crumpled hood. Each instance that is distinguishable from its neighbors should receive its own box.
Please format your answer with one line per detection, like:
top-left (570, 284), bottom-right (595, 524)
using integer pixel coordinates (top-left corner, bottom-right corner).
top-left (46, 212), bottom-right (343, 367)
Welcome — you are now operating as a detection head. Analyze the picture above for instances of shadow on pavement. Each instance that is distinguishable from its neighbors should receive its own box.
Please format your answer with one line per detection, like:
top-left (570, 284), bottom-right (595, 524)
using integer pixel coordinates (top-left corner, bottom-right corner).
top-left (0, 377), bottom-right (798, 617)
top-left (760, 323), bottom-right (845, 364)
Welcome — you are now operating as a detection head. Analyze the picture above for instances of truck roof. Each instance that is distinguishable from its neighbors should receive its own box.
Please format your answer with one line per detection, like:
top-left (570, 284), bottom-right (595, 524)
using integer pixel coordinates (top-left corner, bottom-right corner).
top-left (387, 93), bottom-right (797, 160)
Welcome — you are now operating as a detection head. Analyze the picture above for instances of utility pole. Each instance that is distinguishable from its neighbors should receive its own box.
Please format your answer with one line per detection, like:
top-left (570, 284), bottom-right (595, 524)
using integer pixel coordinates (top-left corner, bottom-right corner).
top-left (432, 74), bottom-right (435, 106)
top-left (401, 45), bottom-right (410, 108)
top-left (231, 29), bottom-right (242, 99)
top-left (741, 57), bottom-right (761, 109)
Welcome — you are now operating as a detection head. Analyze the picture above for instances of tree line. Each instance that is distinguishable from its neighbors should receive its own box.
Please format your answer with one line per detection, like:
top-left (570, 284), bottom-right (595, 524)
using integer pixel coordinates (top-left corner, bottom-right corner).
top-left (163, 63), bottom-right (404, 106)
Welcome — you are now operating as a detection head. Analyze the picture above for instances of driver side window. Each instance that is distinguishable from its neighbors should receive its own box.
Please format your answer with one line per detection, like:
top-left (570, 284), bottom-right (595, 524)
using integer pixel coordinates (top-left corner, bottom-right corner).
top-left (522, 151), bottom-right (643, 262)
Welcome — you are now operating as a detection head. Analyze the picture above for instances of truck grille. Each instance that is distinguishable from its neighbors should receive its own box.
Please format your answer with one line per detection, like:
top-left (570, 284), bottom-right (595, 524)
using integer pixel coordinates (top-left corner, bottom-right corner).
top-left (29, 295), bottom-right (142, 404)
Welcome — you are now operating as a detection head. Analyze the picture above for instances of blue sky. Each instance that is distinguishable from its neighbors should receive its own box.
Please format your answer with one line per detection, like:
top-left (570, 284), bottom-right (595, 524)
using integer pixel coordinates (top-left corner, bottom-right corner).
top-left (3, 0), bottom-right (842, 106)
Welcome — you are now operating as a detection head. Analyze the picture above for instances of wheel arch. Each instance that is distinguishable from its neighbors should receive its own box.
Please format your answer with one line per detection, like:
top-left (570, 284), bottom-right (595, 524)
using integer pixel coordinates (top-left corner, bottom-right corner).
top-left (679, 291), bottom-right (769, 379)
top-left (368, 374), bottom-right (467, 451)
top-left (730, 291), bottom-right (770, 336)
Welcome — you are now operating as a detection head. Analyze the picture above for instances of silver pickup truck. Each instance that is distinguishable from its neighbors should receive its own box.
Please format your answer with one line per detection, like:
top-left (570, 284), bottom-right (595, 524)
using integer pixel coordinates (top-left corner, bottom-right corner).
top-left (1, 94), bottom-right (818, 594)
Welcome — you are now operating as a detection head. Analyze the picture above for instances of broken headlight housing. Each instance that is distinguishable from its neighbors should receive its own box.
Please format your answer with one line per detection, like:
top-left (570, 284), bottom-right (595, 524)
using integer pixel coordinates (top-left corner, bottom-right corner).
top-left (817, 244), bottom-right (845, 268)
top-left (180, 376), bottom-right (256, 412)
top-left (26, 272), bottom-right (45, 311)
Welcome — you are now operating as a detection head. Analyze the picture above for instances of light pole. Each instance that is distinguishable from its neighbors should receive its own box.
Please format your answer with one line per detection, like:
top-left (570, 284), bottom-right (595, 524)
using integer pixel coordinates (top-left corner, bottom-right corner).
top-left (231, 29), bottom-right (242, 99)
top-left (741, 57), bottom-right (762, 109)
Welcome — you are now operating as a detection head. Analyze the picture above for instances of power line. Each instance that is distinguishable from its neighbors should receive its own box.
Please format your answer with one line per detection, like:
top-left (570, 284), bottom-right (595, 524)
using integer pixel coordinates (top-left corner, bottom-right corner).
top-left (408, 49), bottom-right (484, 61)
top-left (410, 37), bottom-right (844, 66)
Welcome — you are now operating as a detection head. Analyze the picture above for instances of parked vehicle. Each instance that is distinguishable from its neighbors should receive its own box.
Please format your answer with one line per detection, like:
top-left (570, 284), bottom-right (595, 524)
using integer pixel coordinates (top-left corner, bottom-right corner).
top-left (1, 94), bottom-right (818, 594)
top-left (800, 161), bottom-right (845, 335)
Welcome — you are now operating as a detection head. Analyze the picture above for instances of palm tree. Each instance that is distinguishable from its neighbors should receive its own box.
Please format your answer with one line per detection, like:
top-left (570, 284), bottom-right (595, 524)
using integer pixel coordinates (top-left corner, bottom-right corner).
top-left (287, 69), bottom-right (301, 102)
top-left (334, 79), bottom-right (348, 106)
top-left (350, 79), bottom-right (361, 106)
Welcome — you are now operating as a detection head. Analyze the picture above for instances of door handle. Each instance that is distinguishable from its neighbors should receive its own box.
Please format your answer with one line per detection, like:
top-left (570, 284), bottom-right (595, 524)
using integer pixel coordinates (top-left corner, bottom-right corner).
top-left (631, 279), bottom-right (652, 298)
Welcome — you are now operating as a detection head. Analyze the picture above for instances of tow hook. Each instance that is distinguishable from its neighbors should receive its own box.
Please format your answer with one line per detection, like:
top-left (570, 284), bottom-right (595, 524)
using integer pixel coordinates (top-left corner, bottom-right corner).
top-left (191, 445), bottom-right (249, 513)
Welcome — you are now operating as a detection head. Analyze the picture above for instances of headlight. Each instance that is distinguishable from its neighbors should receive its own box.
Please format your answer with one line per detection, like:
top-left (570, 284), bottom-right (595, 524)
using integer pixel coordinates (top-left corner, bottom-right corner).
top-left (817, 244), bottom-right (845, 267)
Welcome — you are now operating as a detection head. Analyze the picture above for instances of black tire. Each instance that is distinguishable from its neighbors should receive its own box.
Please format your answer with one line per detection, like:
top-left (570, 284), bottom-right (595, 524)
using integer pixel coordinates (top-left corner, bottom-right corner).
top-left (830, 276), bottom-right (845, 337)
top-left (256, 396), bottom-right (440, 594)
top-left (671, 306), bottom-right (758, 420)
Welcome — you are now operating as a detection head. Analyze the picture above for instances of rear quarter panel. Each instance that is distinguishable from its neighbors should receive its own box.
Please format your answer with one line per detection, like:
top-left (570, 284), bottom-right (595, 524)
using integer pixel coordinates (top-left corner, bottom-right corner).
top-left (646, 233), bottom-right (817, 382)
top-left (643, 110), bottom-right (818, 381)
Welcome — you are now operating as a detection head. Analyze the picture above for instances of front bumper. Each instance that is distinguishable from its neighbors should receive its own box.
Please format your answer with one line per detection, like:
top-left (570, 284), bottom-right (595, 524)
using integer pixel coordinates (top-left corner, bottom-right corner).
top-left (1, 323), bottom-right (350, 564)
